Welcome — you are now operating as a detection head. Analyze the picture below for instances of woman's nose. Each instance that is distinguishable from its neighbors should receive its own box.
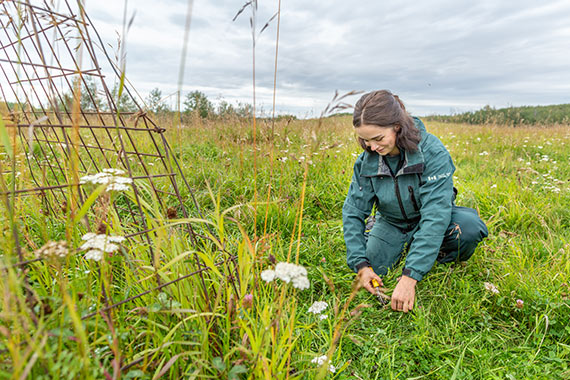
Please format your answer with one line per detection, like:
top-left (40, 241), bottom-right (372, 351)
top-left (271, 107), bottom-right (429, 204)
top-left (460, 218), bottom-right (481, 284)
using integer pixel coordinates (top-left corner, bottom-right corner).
top-left (370, 142), bottom-right (379, 150)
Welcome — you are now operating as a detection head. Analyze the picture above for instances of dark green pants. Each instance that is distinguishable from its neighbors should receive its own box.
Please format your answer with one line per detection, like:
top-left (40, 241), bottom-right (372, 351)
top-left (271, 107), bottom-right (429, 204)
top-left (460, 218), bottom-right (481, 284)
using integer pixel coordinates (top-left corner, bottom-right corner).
top-left (365, 206), bottom-right (488, 276)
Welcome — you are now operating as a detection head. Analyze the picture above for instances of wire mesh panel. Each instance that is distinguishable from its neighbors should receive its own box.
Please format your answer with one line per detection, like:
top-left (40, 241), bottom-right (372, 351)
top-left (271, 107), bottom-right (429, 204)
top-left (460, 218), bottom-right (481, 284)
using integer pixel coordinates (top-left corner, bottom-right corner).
top-left (0, 0), bottom-right (217, 312)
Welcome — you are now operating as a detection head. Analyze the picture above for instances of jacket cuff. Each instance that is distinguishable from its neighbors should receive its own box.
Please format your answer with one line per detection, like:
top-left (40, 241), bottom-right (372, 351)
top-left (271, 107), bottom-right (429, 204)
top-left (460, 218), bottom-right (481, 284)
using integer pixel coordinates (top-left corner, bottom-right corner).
top-left (402, 267), bottom-right (424, 282)
top-left (355, 260), bottom-right (371, 273)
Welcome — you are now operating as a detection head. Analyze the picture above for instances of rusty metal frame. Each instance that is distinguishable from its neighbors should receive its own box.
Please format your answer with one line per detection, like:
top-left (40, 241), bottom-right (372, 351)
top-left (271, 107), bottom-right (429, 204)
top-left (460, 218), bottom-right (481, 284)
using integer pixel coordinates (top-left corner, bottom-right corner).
top-left (0, 0), bottom-right (230, 319)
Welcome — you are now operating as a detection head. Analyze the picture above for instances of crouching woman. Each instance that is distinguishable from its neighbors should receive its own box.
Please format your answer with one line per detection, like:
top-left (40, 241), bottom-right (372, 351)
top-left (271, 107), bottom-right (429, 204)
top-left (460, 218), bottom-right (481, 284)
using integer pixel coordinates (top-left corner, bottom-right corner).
top-left (342, 90), bottom-right (488, 313)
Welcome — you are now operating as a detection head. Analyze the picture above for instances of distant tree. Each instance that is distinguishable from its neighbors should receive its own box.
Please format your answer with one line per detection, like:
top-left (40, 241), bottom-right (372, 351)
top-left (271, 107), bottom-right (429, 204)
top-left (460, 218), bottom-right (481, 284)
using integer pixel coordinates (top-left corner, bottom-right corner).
top-left (109, 83), bottom-right (138, 113)
top-left (80, 76), bottom-right (104, 112)
top-left (54, 92), bottom-right (74, 113)
top-left (235, 101), bottom-right (253, 118)
top-left (146, 88), bottom-right (169, 114)
top-left (183, 91), bottom-right (213, 118)
top-left (217, 99), bottom-right (236, 118)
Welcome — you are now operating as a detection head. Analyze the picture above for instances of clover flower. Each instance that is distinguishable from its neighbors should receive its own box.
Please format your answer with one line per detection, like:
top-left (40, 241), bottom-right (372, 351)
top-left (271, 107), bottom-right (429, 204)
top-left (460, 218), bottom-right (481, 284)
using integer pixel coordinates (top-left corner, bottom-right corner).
top-left (261, 262), bottom-right (310, 290)
top-left (80, 168), bottom-right (133, 192)
top-left (516, 299), bottom-right (524, 309)
top-left (80, 232), bottom-right (125, 261)
top-left (311, 355), bottom-right (336, 373)
top-left (34, 240), bottom-right (69, 258)
top-left (484, 282), bottom-right (499, 294)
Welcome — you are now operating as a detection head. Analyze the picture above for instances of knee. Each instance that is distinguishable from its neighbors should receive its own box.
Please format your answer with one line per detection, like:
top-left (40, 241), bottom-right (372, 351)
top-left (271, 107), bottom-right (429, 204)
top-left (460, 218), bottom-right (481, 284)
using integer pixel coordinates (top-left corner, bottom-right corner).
top-left (458, 220), bottom-right (488, 246)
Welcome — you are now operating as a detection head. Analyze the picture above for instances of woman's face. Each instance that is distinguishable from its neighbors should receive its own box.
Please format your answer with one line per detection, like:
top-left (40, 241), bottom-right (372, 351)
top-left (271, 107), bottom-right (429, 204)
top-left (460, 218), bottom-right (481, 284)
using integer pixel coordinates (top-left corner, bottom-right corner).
top-left (356, 124), bottom-right (399, 156)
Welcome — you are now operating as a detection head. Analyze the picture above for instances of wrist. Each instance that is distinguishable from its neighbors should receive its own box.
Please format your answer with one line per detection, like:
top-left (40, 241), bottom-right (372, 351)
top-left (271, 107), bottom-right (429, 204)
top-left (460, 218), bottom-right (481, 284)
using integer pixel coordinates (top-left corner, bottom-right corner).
top-left (400, 275), bottom-right (417, 286)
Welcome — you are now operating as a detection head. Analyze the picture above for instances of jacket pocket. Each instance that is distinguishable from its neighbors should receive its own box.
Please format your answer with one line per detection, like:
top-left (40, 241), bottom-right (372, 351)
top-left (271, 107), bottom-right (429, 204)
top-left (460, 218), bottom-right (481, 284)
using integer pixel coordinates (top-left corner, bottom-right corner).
top-left (408, 186), bottom-right (420, 212)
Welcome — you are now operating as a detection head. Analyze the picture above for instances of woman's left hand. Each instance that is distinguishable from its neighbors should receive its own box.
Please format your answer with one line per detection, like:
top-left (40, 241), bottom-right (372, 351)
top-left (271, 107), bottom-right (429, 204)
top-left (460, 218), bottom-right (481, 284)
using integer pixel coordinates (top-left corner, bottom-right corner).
top-left (391, 275), bottom-right (417, 313)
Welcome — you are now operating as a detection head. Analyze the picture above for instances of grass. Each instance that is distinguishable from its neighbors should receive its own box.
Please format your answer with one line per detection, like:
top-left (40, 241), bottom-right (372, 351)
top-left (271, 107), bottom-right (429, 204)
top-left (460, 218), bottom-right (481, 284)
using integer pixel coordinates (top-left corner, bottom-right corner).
top-left (2, 115), bottom-right (569, 379)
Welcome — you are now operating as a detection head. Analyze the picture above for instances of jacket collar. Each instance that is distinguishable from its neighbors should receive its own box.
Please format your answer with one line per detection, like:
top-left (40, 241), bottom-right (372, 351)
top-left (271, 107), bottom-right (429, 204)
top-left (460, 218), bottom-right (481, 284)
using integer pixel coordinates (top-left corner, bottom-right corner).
top-left (359, 117), bottom-right (425, 177)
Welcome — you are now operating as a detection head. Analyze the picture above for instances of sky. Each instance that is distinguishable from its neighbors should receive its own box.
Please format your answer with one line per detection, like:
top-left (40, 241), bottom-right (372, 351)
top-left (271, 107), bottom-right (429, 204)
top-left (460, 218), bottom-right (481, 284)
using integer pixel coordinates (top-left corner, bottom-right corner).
top-left (30, 0), bottom-right (570, 117)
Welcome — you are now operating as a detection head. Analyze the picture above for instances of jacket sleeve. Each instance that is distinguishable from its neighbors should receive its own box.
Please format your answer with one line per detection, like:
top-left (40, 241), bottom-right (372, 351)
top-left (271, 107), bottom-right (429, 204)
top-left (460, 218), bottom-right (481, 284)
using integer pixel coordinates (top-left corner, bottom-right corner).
top-left (403, 146), bottom-right (455, 281)
top-left (342, 155), bottom-right (377, 272)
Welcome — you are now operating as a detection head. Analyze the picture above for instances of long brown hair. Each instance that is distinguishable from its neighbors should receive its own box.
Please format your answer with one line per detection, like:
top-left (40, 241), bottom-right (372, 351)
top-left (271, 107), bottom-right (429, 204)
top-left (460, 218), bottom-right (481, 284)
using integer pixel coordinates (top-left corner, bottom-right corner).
top-left (353, 90), bottom-right (420, 153)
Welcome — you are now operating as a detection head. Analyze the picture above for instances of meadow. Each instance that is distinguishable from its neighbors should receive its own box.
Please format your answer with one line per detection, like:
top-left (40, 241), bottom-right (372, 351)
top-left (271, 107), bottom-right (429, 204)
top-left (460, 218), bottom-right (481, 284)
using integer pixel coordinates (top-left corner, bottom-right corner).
top-left (1, 114), bottom-right (569, 379)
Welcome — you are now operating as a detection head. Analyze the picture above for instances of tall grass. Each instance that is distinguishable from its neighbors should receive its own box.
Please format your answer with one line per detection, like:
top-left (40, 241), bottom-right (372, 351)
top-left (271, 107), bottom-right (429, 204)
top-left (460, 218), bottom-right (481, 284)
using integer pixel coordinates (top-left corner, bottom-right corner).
top-left (2, 115), bottom-right (570, 378)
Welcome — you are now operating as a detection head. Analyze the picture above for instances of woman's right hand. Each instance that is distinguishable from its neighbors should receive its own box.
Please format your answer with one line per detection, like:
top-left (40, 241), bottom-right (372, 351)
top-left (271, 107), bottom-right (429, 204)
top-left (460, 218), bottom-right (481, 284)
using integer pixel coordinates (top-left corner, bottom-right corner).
top-left (357, 266), bottom-right (383, 294)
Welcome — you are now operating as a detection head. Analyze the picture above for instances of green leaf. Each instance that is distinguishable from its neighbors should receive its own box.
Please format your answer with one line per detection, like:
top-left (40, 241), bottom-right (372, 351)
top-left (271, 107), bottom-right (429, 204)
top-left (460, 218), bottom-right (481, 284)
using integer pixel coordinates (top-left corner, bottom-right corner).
top-left (212, 357), bottom-right (226, 372)
top-left (228, 364), bottom-right (247, 380)
top-left (73, 183), bottom-right (107, 223)
top-left (125, 369), bottom-right (146, 378)
top-left (149, 303), bottom-right (161, 313)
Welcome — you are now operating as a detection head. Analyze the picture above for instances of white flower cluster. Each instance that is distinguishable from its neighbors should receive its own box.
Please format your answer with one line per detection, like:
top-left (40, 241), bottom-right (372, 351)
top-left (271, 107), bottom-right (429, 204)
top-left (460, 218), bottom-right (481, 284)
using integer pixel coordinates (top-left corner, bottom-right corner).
top-left (308, 301), bottom-right (329, 320)
top-left (311, 355), bottom-right (336, 373)
top-left (80, 232), bottom-right (125, 261)
top-left (484, 282), bottom-right (499, 294)
top-left (34, 240), bottom-right (69, 258)
top-left (80, 168), bottom-right (133, 192)
top-left (260, 262), bottom-right (310, 290)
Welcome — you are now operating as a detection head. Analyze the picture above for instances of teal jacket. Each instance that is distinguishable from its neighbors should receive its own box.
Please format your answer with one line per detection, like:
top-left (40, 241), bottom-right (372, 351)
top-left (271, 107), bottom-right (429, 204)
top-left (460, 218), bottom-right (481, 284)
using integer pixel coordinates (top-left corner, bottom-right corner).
top-left (342, 117), bottom-right (455, 282)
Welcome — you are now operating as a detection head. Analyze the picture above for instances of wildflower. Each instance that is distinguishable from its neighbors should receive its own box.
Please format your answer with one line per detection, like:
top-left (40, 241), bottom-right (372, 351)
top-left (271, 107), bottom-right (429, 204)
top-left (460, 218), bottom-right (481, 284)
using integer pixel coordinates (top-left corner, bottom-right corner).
top-left (80, 232), bottom-right (125, 261)
top-left (84, 249), bottom-right (104, 261)
top-left (311, 355), bottom-right (336, 373)
top-left (80, 169), bottom-right (133, 192)
top-left (516, 299), bottom-right (524, 309)
top-left (262, 262), bottom-right (310, 290)
top-left (308, 301), bottom-right (328, 315)
top-left (484, 282), bottom-right (499, 294)
top-left (490, 184), bottom-right (497, 189)
top-left (34, 240), bottom-right (69, 258)
top-left (260, 269), bottom-right (276, 282)
top-left (319, 314), bottom-right (328, 320)
top-left (479, 151), bottom-right (489, 156)
top-left (275, 262), bottom-right (307, 283)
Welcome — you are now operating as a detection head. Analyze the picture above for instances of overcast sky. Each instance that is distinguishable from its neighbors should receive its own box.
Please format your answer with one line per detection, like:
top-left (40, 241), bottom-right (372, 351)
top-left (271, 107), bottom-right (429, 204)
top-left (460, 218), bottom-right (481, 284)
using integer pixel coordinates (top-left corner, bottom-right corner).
top-left (80, 0), bottom-right (570, 116)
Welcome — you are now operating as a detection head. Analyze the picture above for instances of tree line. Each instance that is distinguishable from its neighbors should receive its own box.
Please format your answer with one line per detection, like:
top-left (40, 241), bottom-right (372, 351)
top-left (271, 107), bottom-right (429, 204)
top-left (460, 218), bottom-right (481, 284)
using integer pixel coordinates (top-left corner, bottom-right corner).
top-left (3, 76), bottom-right (254, 119)
top-left (425, 104), bottom-right (570, 126)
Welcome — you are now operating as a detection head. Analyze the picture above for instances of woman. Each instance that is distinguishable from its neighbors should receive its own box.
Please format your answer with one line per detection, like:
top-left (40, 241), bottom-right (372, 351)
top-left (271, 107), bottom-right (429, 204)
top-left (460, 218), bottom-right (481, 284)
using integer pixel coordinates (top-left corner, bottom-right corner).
top-left (343, 90), bottom-right (488, 313)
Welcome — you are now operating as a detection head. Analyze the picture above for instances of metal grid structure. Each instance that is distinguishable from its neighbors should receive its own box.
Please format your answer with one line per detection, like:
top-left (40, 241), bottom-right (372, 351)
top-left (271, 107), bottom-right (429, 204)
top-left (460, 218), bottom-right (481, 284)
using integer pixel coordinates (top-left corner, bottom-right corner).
top-left (0, 0), bottom-right (219, 315)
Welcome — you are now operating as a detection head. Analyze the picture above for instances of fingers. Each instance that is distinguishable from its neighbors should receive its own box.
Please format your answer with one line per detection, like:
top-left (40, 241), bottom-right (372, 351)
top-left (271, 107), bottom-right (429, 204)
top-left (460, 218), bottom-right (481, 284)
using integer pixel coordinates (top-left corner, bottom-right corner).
top-left (362, 281), bottom-right (374, 295)
top-left (391, 298), bottom-right (402, 311)
top-left (373, 274), bottom-right (384, 287)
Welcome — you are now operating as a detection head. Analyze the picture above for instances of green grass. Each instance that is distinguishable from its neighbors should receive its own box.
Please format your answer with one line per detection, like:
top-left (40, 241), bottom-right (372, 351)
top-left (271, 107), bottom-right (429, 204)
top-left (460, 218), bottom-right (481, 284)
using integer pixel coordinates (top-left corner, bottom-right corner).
top-left (1, 117), bottom-right (569, 379)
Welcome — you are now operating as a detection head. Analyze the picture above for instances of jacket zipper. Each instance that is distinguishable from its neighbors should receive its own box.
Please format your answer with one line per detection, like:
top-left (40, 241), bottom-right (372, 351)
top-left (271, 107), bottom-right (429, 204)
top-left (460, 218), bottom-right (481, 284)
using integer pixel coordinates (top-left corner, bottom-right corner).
top-left (393, 176), bottom-right (409, 222)
top-left (408, 186), bottom-right (420, 212)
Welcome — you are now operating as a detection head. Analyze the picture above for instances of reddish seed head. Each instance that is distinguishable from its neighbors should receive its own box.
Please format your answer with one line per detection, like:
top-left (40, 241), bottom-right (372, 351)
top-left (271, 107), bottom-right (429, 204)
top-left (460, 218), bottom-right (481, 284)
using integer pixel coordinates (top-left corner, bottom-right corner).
top-left (242, 294), bottom-right (253, 309)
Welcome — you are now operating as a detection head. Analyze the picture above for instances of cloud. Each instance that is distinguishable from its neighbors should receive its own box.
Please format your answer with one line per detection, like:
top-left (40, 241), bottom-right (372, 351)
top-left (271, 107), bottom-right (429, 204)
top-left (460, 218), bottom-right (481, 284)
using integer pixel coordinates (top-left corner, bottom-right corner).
top-left (6, 0), bottom-right (569, 117)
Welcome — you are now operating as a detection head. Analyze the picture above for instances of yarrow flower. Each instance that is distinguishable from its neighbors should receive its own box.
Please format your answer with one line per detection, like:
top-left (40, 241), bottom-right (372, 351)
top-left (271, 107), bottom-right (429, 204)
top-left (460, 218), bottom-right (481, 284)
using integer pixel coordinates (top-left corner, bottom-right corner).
top-left (80, 168), bottom-right (133, 192)
top-left (260, 269), bottom-right (276, 282)
top-left (34, 240), bottom-right (69, 258)
top-left (308, 301), bottom-right (328, 315)
top-left (311, 355), bottom-right (336, 373)
top-left (484, 282), bottom-right (499, 294)
top-left (80, 232), bottom-right (125, 261)
top-left (260, 262), bottom-right (310, 290)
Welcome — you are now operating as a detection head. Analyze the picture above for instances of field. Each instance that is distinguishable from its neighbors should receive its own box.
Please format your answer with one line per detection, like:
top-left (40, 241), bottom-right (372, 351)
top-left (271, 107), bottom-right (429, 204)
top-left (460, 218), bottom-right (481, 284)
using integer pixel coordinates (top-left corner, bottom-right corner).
top-left (1, 115), bottom-right (570, 379)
